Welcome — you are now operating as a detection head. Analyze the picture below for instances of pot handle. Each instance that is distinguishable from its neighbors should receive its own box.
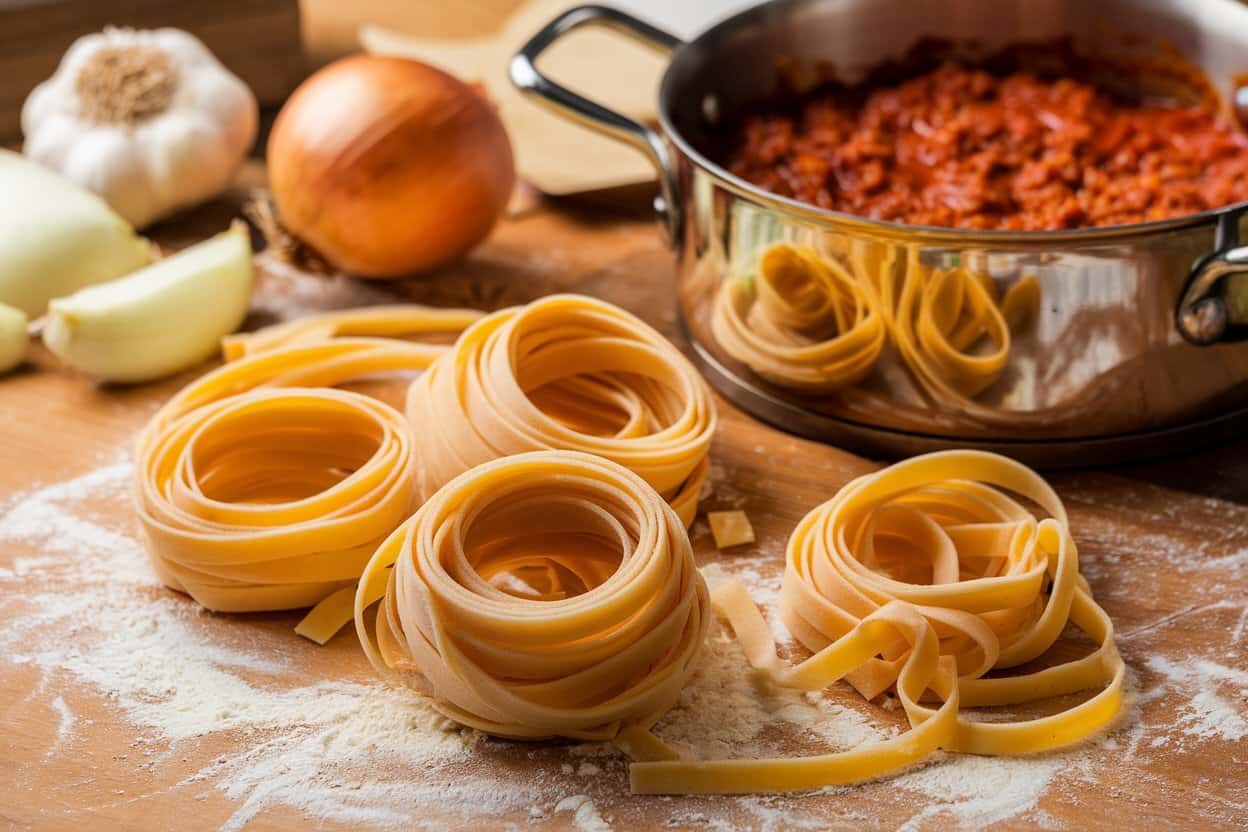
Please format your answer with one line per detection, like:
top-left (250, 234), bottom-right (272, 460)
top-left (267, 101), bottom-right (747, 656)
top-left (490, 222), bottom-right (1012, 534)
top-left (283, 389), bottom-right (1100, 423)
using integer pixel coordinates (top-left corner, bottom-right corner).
top-left (510, 5), bottom-right (684, 243)
top-left (1179, 211), bottom-right (1248, 344)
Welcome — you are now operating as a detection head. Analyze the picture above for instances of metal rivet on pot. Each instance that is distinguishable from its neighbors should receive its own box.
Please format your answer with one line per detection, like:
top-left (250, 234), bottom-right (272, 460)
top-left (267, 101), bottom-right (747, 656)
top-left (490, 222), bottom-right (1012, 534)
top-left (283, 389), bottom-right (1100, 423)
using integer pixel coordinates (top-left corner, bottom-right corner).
top-left (1179, 296), bottom-right (1228, 345)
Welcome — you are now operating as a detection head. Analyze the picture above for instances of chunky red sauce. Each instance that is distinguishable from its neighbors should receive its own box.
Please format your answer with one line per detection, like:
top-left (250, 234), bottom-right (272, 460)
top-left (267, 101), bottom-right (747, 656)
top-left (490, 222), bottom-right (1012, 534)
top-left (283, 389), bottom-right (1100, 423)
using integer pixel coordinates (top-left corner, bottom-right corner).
top-left (727, 61), bottom-right (1248, 230)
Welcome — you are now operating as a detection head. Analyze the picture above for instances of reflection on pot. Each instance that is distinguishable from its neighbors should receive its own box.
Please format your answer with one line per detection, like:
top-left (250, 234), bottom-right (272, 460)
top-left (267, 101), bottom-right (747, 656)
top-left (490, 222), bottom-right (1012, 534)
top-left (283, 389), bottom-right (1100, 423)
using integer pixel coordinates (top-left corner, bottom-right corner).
top-left (711, 244), bottom-right (886, 391)
top-left (713, 241), bottom-right (1040, 411)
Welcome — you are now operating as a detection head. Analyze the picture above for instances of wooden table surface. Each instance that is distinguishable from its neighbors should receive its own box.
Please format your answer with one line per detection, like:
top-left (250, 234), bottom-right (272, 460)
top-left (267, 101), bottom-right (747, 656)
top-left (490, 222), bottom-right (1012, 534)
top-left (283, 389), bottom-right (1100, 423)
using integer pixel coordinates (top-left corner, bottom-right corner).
top-left (3, 163), bottom-right (1247, 831)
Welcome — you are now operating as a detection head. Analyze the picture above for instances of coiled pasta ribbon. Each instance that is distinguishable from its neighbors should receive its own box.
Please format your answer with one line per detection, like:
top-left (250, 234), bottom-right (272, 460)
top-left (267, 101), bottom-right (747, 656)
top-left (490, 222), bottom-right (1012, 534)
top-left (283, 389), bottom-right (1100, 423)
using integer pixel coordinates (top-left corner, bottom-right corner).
top-left (872, 248), bottom-right (1041, 401)
top-left (135, 305), bottom-right (482, 619)
top-left (629, 450), bottom-right (1124, 794)
top-left (714, 242), bottom-right (1039, 402)
top-left (407, 294), bottom-right (716, 527)
top-left (354, 450), bottom-right (710, 741)
top-left (711, 244), bottom-right (887, 391)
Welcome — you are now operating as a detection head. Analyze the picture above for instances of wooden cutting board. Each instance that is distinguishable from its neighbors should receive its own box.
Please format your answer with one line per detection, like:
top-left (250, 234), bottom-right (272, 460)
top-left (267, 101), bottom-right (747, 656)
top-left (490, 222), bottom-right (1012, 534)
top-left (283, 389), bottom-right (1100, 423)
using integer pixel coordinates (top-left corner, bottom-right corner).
top-left (2, 163), bottom-right (1247, 831)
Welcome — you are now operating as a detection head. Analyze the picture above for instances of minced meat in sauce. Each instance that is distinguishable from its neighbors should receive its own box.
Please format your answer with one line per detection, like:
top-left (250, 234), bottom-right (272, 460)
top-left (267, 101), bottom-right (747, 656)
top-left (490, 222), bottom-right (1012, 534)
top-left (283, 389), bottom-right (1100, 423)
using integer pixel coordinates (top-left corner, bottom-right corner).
top-left (726, 61), bottom-right (1248, 230)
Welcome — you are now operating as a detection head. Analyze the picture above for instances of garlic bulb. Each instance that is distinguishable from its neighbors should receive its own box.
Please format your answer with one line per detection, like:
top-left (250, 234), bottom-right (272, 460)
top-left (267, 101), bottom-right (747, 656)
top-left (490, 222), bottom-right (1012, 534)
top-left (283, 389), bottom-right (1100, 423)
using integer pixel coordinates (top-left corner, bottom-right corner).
top-left (21, 28), bottom-right (258, 229)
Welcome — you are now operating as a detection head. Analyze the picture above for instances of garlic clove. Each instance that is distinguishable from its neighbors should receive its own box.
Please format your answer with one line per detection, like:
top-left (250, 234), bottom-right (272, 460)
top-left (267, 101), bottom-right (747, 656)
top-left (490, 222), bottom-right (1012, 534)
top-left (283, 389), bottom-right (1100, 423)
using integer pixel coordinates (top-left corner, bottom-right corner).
top-left (63, 128), bottom-right (157, 226)
top-left (20, 109), bottom-right (79, 168)
top-left (151, 26), bottom-right (216, 67)
top-left (0, 303), bottom-right (29, 375)
top-left (185, 68), bottom-right (259, 157)
top-left (139, 113), bottom-right (229, 223)
top-left (43, 220), bottom-right (253, 383)
top-left (19, 76), bottom-right (60, 132)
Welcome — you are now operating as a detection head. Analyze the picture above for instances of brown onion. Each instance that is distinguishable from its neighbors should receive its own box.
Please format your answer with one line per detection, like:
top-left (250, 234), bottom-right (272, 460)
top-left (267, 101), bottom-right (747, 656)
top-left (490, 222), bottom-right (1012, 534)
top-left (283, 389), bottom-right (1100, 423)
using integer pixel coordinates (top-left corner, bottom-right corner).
top-left (267, 55), bottom-right (515, 278)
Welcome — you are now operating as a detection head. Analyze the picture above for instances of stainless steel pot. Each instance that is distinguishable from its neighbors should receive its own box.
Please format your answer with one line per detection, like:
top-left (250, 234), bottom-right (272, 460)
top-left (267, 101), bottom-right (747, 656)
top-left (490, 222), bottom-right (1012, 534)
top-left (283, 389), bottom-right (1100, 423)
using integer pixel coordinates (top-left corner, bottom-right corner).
top-left (512, 0), bottom-right (1248, 466)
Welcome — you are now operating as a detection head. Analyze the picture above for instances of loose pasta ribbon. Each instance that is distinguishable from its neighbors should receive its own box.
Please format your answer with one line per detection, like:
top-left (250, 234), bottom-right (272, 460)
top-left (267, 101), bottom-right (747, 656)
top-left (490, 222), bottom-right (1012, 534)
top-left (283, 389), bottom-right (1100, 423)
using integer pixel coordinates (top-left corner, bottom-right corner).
top-left (629, 450), bottom-right (1125, 794)
top-left (354, 450), bottom-right (711, 740)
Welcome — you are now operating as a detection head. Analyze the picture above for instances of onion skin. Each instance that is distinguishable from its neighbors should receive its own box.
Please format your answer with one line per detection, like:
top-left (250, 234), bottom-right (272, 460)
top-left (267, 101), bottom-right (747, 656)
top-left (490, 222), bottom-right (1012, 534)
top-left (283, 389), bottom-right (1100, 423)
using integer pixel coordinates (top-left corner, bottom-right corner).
top-left (268, 55), bottom-right (515, 278)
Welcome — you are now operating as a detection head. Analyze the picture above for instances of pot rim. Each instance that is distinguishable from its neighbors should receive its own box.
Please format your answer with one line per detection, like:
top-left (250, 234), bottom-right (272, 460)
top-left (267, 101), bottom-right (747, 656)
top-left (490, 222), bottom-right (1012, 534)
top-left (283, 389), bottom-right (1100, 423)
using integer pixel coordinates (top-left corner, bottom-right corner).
top-left (655, 0), bottom-right (1248, 245)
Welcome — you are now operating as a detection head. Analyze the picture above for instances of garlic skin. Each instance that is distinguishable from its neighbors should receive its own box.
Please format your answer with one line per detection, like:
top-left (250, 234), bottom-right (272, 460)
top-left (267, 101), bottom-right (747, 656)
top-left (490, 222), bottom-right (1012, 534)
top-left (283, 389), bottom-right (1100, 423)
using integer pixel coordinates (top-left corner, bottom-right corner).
top-left (22, 28), bottom-right (258, 229)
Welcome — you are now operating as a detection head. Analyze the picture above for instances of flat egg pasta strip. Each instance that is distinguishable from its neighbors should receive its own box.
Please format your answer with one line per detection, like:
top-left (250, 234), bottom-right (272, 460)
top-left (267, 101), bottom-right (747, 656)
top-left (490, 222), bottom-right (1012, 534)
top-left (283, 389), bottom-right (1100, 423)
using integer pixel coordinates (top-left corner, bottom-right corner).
top-left (712, 243), bottom-right (887, 391)
top-left (135, 305), bottom-right (481, 623)
top-left (627, 450), bottom-right (1124, 794)
top-left (406, 294), bottom-right (716, 527)
top-left (713, 241), bottom-right (1039, 403)
top-left (222, 304), bottom-right (482, 359)
top-left (880, 249), bottom-right (1042, 402)
top-left (354, 450), bottom-right (711, 740)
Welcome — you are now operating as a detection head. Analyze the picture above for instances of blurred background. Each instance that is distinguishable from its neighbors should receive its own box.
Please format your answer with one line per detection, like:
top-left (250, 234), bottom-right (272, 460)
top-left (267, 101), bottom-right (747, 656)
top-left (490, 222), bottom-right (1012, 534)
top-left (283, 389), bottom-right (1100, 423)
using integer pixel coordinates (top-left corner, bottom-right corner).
top-left (0, 0), bottom-right (755, 144)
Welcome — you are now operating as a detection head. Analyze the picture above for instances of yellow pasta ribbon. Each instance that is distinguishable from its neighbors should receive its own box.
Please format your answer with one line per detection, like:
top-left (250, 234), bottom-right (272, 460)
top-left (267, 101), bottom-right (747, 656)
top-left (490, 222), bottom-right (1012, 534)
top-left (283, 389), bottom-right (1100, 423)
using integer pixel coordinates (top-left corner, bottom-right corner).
top-left (880, 249), bottom-right (1041, 402)
top-left (712, 243), bottom-right (887, 391)
top-left (628, 450), bottom-right (1124, 794)
top-left (354, 450), bottom-right (711, 740)
top-left (407, 294), bottom-right (716, 527)
top-left (222, 305), bottom-right (481, 360)
top-left (714, 242), bottom-right (1039, 404)
top-left (135, 305), bottom-right (482, 623)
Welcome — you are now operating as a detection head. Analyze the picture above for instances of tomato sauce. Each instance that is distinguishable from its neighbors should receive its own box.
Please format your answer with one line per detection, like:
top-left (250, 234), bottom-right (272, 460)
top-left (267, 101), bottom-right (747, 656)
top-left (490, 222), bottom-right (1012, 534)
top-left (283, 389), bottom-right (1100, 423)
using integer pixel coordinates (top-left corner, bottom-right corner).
top-left (726, 59), bottom-right (1248, 230)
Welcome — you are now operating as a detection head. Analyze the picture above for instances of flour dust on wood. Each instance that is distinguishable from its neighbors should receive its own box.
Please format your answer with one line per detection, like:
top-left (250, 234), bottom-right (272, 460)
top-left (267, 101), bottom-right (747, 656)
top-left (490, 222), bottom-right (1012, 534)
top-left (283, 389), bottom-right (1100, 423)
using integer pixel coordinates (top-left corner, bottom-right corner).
top-left (2, 461), bottom-right (1247, 830)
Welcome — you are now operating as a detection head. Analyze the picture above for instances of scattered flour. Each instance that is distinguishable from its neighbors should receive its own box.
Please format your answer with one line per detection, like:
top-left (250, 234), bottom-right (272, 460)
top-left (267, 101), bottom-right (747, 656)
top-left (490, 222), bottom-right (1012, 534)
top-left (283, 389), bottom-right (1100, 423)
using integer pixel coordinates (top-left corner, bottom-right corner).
top-left (46, 695), bottom-right (74, 757)
top-left (706, 462), bottom-right (749, 509)
top-left (5, 460), bottom-right (1246, 830)
top-left (0, 462), bottom-right (496, 831)
top-left (1196, 549), bottom-right (1248, 572)
top-left (554, 794), bottom-right (613, 832)
top-left (0, 461), bottom-right (152, 584)
top-left (653, 628), bottom-right (891, 761)
top-left (1233, 605), bottom-right (1248, 644)
top-left (894, 755), bottom-right (1066, 831)
top-left (1144, 656), bottom-right (1248, 744)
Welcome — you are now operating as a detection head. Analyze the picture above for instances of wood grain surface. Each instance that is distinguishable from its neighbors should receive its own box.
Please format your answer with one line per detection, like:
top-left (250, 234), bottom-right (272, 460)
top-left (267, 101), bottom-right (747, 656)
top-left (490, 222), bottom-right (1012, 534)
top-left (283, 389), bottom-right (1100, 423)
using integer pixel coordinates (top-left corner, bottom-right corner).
top-left (2, 164), bottom-right (1247, 831)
